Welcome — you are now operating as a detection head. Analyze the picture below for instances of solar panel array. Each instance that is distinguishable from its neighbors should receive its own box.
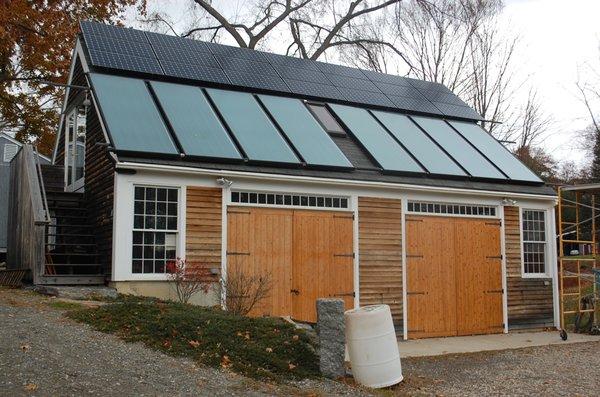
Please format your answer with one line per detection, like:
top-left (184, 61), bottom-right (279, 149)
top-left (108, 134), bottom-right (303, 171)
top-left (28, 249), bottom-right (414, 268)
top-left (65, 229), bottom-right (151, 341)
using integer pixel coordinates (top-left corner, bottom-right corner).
top-left (80, 21), bottom-right (482, 120)
top-left (90, 71), bottom-right (541, 183)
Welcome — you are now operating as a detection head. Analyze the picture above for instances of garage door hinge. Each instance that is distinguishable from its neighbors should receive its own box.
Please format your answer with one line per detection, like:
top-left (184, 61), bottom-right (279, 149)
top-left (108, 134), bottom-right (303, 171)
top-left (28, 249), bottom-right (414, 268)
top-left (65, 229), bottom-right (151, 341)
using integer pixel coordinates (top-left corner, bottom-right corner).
top-left (486, 255), bottom-right (503, 260)
top-left (334, 253), bottom-right (355, 258)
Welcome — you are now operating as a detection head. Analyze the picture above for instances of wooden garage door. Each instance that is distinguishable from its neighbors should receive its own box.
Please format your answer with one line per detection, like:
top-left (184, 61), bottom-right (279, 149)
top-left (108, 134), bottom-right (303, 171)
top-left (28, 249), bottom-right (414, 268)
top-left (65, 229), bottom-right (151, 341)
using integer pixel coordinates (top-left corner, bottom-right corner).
top-left (227, 207), bottom-right (354, 322)
top-left (406, 215), bottom-right (503, 338)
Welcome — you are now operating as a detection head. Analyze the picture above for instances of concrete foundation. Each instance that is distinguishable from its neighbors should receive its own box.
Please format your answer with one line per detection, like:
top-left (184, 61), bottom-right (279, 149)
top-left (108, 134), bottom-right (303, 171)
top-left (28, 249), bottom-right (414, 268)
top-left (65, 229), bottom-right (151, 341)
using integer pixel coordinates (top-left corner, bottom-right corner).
top-left (109, 281), bottom-right (220, 306)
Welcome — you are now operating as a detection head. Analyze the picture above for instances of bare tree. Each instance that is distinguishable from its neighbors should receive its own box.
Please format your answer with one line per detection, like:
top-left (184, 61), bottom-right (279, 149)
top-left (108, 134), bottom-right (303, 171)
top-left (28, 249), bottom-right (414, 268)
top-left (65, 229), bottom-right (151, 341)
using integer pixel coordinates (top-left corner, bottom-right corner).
top-left (142, 0), bottom-right (405, 60)
top-left (218, 271), bottom-right (273, 316)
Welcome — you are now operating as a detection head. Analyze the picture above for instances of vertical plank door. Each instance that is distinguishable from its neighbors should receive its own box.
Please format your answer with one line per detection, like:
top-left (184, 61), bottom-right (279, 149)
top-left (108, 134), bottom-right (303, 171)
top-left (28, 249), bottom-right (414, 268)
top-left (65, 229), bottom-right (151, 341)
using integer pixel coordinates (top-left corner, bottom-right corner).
top-left (406, 216), bottom-right (457, 338)
top-left (454, 218), bottom-right (504, 335)
top-left (227, 207), bottom-right (293, 317)
top-left (292, 210), bottom-right (354, 322)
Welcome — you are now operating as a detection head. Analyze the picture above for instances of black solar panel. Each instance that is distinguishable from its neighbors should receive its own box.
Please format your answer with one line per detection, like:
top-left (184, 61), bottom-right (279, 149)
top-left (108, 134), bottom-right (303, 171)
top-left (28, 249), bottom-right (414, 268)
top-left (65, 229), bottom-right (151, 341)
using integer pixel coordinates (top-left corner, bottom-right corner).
top-left (204, 41), bottom-right (267, 62)
top-left (225, 70), bottom-right (290, 92)
top-left (272, 64), bottom-right (331, 84)
top-left (336, 88), bottom-right (395, 108)
top-left (433, 102), bottom-right (482, 120)
top-left (81, 20), bottom-right (147, 43)
top-left (285, 79), bottom-right (346, 101)
top-left (88, 49), bottom-right (164, 74)
top-left (146, 31), bottom-right (210, 53)
top-left (261, 52), bottom-right (320, 70)
top-left (81, 21), bottom-right (484, 121)
top-left (374, 81), bottom-right (425, 98)
top-left (361, 69), bottom-right (414, 86)
top-left (159, 60), bottom-right (229, 84)
top-left (84, 33), bottom-right (155, 58)
top-left (386, 95), bottom-right (444, 115)
top-left (325, 74), bottom-right (381, 92)
top-left (315, 61), bottom-right (367, 79)
top-left (214, 54), bottom-right (279, 77)
top-left (153, 45), bottom-right (221, 69)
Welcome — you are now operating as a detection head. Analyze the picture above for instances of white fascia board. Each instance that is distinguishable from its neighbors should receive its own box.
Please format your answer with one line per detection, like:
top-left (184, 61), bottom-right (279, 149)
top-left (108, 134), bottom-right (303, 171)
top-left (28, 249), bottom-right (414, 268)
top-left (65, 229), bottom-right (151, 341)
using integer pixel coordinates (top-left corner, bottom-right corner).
top-left (115, 161), bottom-right (557, 203)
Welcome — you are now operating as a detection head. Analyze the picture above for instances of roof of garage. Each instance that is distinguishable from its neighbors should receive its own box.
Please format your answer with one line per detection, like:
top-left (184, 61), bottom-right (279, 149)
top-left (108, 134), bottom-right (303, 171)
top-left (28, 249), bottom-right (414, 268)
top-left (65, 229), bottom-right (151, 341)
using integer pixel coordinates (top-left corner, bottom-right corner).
top-left (76, 21), bottom-right (556, 197)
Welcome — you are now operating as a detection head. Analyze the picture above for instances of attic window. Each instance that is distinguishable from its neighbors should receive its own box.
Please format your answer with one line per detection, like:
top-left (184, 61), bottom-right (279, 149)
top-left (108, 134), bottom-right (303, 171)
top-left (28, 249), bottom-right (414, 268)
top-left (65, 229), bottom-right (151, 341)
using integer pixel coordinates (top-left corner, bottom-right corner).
top-left (306, 103), bottom-right (346, 136)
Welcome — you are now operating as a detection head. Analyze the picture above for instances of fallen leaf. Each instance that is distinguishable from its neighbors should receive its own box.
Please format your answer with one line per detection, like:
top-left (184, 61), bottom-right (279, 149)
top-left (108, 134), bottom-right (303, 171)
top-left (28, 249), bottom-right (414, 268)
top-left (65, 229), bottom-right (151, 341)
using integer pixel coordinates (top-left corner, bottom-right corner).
top-left (163, 339), bottom-right (172, 349)
top-left (221, 355), bottom-right (232, 368)
top-left (265, 347), bottom-right (273, 353)
top-left (24, 383), bottom-right (37, 391)
top-left (292, 335), bottom-right (299, 341)
top-left (188, 340), bottom-right (200, 348)
top-left (288, 363), bottom-right (296, 370)
top-left (20, 344), bottom-right (30, 352)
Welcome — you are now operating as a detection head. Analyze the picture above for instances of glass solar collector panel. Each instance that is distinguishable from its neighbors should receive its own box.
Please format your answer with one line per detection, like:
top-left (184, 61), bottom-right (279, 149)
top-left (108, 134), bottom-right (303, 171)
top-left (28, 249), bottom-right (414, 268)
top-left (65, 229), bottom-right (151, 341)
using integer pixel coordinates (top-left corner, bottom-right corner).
top-left (205, 89), bottom-right (299, 164)
top-left (448, 120), bottom-right (542, 182)
top-left (150, 81), bottom-right (242, 160)
top-left (411, 116), bottom-right (505, 179)
top-left (89, 74), bottom-right (178, 154)
top-left (329, 104), bottom-right (424, 173)
top-left (371, 110), bottom-right (466, 176)
top-left (258, 95), bottom-right (352, 168)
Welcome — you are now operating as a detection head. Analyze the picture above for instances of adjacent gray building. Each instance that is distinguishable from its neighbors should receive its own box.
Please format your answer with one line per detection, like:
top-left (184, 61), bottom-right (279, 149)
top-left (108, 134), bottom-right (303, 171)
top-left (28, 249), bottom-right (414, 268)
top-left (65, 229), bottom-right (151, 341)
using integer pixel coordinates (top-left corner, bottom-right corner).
top-left (0, 133), bottom-right (50, 261)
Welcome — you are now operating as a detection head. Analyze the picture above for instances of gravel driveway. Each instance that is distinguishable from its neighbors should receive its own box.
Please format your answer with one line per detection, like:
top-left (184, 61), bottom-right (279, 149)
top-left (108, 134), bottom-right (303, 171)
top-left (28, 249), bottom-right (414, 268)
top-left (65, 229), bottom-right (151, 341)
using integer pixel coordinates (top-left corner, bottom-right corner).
top-left (0, 288), bottom-right (364, 397)
top-left (2, 287), bottom-right (599, 396)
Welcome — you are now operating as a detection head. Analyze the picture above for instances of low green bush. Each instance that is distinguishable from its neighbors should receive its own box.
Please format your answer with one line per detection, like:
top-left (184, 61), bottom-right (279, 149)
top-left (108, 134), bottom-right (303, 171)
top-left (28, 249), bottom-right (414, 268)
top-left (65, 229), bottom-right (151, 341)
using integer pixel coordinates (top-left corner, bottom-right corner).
top-left (67, 297), bottom-right (319, 381)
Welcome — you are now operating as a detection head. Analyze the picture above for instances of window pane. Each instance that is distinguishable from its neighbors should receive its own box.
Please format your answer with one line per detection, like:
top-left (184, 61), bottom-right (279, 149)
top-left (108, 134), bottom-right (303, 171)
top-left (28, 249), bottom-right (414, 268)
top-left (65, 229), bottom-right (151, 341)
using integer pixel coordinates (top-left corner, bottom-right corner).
top-left (151, 81), bottom-right (242, 159)
top-left (259, 95), bottom-right (352, 168)
top-left (205, 89), bottom-right (299, 164)
top-left (89, 74), bottom-right (178, 154)
top-left (306, 103), bottom-right (345, 135)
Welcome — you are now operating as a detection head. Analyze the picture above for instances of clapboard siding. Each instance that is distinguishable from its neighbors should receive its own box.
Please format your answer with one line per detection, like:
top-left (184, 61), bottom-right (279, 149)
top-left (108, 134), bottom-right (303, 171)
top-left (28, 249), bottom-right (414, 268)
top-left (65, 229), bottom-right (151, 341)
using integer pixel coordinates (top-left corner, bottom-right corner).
top-left (358, 197), bottom-right (403, 327)
top-left (186, 187), bottom-right (222, 281)
top-left (504, 206), bottom-right (554, 328)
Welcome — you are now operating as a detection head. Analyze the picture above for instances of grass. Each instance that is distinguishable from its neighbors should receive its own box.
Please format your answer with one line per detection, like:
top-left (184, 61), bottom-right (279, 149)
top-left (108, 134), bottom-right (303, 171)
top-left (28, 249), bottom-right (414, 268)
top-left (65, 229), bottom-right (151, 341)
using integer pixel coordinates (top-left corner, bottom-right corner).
top-left (47, 300), bottom-right (85, 310)
top-left (66, 295), bottom-right (319, 381)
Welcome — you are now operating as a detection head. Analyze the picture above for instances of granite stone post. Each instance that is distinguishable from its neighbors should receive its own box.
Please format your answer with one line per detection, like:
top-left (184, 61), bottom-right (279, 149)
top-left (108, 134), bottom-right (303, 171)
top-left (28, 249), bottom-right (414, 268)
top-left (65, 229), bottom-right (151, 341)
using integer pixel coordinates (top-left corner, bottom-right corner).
top-left (316, 298), bottom-right (345, 378)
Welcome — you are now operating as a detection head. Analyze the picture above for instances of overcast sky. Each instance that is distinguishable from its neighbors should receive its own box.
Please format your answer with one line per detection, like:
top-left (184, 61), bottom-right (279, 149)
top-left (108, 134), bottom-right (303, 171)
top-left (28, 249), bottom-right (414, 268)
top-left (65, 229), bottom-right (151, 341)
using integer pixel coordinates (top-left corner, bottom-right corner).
top-left (501, 0), bottom-right (600, 165)
top-left (128, 0), bottom-right (600, 166)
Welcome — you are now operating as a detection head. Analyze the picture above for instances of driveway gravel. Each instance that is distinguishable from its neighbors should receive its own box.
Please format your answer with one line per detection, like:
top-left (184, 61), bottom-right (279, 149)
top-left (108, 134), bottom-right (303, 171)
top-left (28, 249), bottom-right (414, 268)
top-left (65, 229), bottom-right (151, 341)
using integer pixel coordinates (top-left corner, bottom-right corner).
top-left (0, 288), bottom-right (365, 397)
top-left (1, 287), bottom-right (599, 396)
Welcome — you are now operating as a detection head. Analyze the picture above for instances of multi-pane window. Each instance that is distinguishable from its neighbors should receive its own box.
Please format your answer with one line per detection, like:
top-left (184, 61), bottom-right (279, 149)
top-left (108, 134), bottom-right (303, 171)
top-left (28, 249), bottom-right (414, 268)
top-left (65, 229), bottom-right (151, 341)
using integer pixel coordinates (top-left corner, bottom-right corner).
top-left (407, 201), bottom-right (497, 217)
top-left (231, 190), bottom-right (349, 209)
top-left (522, 209), bottom-right (547, 275)
top-left (132, 186), bottom-right (178, 274)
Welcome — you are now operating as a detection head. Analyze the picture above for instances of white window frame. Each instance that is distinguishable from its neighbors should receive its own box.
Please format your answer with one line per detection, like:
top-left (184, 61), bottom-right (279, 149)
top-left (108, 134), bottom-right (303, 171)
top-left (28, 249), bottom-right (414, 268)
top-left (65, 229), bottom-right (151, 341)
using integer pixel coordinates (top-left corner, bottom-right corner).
top-left (130, 184), bottom-right (182, 278)
top-left (406, 199), bottom-right (499, 219)
top-left (520, 208), bottom-right (551, 278)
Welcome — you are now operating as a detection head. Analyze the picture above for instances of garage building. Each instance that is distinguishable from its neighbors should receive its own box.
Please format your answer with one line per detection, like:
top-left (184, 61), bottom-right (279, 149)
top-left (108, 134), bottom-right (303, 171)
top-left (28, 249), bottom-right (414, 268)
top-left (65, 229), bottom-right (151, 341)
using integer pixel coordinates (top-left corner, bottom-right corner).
top-left (27, 21), bottom-right (558, 339)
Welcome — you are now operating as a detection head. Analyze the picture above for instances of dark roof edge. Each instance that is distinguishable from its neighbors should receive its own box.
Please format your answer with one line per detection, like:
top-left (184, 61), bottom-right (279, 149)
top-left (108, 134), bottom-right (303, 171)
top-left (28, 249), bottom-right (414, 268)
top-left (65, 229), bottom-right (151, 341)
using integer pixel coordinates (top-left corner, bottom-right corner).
top-left (115, 157), bottom-right (557, 198)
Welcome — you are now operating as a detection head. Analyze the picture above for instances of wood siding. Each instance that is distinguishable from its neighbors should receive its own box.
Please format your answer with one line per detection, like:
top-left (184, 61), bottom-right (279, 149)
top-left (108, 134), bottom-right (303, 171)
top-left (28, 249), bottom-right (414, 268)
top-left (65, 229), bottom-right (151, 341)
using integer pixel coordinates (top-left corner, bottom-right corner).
top-left (186, 187), bottom-right (222, 281)
top-left (83, 105), bottom-right (114, 276)
top-left (504, 206), bottom-right (554, 328)
top-left (358, 197), bottom-right (403, 327)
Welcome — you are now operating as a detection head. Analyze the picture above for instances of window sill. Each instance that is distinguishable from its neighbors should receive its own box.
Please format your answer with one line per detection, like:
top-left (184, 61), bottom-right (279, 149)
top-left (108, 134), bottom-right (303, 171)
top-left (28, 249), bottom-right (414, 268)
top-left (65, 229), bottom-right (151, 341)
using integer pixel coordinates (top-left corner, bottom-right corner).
top-left (521, 273), bottom-right (552, 279)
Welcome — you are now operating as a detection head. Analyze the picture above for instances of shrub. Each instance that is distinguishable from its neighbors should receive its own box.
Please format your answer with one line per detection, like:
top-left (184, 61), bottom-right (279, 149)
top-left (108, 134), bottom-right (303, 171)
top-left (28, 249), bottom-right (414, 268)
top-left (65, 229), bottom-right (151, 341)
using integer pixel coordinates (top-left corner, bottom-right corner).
top-left (166, 258), bottom-right (211, 304)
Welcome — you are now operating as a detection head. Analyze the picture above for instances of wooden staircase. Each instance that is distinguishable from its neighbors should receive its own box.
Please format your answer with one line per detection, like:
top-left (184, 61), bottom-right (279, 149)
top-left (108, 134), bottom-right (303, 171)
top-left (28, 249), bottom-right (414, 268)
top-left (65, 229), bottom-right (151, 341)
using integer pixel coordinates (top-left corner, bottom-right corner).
top-left (38, 164), bottom-right (104, 285)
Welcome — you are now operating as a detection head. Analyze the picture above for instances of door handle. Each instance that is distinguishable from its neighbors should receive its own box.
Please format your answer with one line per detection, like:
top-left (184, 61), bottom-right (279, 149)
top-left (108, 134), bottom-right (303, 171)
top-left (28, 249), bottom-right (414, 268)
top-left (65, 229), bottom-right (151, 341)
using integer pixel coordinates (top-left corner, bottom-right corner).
top-left (291, 289), bottom-right (300, 295)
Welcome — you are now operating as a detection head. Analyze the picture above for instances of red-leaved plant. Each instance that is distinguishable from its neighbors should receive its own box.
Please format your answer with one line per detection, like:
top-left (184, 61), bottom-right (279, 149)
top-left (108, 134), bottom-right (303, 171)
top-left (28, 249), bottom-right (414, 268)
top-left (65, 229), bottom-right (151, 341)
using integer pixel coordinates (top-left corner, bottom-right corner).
top-left (166, 258), bottom-right (212, 304)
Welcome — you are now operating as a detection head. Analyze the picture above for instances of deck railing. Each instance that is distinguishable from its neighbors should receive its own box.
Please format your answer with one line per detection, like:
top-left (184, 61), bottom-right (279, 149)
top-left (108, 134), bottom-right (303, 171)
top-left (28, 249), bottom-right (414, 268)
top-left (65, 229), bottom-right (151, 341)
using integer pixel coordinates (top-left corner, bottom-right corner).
top-left (6, 145), bottom-right (49, 283)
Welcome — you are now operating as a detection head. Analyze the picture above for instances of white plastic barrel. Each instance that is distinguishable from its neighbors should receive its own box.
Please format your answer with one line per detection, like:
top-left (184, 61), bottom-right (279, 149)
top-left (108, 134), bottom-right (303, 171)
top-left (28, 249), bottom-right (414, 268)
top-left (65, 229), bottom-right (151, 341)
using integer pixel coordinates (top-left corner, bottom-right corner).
top-left (345, 304), bottom-right (403, 388)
